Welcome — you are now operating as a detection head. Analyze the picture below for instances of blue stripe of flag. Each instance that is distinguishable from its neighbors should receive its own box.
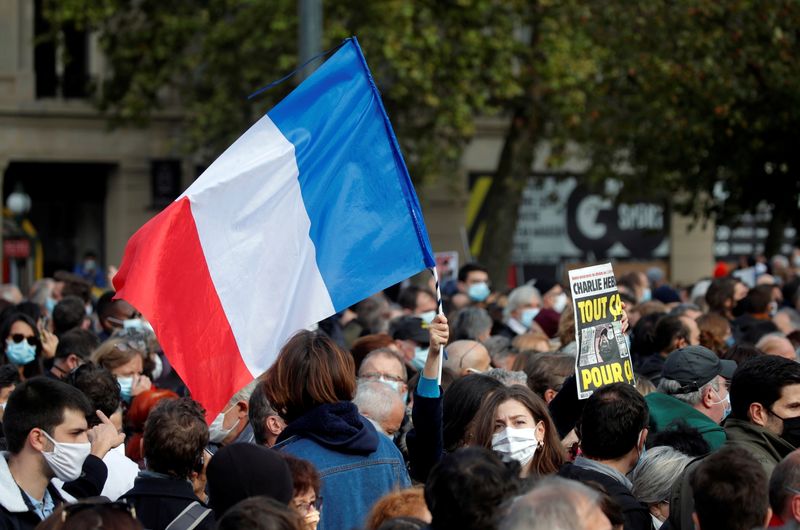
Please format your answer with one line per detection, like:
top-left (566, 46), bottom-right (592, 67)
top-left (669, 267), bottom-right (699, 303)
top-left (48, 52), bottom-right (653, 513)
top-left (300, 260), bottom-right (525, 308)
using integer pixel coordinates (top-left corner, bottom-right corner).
top-left (268, 37), bottom-right (435, 311)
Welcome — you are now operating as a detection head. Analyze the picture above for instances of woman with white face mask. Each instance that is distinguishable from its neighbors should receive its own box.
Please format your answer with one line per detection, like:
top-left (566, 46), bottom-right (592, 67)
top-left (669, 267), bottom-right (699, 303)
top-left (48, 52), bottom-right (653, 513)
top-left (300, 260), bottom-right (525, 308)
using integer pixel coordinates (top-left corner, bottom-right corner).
top-left (472, 385), bottom-right (566, 478)
top-left (630, 445), bottom-right (691, 529)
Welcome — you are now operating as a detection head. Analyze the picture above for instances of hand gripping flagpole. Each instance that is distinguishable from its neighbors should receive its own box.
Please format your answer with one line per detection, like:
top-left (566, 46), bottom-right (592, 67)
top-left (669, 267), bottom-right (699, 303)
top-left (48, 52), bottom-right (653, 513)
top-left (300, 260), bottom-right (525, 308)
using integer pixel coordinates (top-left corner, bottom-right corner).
top-left (431, 267), bottom-right (445, 385)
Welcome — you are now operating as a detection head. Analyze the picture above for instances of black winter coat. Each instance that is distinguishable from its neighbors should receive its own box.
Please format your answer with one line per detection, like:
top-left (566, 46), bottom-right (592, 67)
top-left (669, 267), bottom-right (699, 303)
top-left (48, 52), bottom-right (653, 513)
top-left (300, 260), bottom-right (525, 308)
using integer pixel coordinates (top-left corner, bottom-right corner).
top-left (120, 474), bottom-right (214, 530)
top-left (558, 462), bottom-right (652, 530)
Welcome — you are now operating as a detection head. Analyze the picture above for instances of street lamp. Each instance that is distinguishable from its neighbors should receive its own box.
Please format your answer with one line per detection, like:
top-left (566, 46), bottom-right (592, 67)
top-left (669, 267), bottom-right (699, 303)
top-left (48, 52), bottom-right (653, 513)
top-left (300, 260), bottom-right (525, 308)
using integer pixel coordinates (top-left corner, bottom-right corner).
top-left (6, 185), bottom-right (31, 216)
top-left (4, 184), bottom-right (33, 290)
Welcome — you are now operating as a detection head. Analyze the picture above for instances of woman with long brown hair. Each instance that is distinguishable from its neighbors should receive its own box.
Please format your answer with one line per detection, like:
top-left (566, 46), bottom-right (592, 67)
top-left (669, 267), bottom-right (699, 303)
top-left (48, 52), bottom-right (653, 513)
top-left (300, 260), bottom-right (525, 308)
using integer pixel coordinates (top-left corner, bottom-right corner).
top-left (697, 313), bottom-right (732, 356)
top-left (262, 321), bottom-right (451, 530)
top-left (472, 384), bottom-right (566, 477)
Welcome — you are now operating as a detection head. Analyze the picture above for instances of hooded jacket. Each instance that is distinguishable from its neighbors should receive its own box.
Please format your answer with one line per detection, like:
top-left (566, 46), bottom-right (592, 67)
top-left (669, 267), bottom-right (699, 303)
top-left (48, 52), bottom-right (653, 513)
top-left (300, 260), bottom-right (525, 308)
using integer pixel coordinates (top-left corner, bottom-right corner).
top-left (0, 453), bottom-right (66, 530)
top-left (274, 402), bottom-right (410, 530)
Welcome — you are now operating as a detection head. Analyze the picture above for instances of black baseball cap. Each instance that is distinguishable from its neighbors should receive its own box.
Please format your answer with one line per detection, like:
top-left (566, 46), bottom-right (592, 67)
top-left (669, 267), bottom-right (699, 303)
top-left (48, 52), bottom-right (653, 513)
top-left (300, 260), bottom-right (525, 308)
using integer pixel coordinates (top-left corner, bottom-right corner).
top-left (662, 345), bottom-right (737, 391)
top-left (389, 316), bottom-right (430, 345)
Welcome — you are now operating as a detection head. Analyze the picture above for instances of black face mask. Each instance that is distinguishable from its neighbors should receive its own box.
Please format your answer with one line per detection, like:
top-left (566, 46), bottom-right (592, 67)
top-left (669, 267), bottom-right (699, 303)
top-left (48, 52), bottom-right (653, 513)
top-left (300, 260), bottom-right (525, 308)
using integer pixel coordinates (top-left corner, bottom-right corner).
top-left (732, 297), bottom-right (749, 318)
top-left (771, 410), bottom-right (800, 447)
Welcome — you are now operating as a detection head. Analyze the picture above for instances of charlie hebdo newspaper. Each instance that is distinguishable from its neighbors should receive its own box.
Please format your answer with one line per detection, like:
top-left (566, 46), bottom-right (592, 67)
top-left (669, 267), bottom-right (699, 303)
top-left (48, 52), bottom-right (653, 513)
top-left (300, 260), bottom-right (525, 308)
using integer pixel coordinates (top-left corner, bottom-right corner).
top-left (569, 263), bottom-right (635, 399)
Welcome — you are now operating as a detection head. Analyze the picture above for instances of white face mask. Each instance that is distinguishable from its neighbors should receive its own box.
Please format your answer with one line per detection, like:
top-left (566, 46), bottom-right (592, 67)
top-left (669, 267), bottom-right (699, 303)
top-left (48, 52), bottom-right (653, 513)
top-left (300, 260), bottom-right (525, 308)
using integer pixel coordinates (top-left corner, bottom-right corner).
top-left (651, 513), bottom-right (665, 529)
top-left (417, 310), bottom-right (437, 325)
top-left (552, 293), bottom-right (568, 313)
top-left (40, 430), bottom-right (91, 482)
top-left (151, 354), bottom-right (163, 381)
top-left (208, 406), bottom-right (238, 444)
top-left (491, 426), bottom-right (540, 468)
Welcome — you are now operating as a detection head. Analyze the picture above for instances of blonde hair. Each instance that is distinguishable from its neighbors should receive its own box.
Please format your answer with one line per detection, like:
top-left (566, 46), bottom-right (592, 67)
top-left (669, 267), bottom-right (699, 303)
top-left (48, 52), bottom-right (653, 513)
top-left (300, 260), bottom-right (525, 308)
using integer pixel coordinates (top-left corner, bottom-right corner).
top-left (513, 331), bottom-right (551, 354)
top-left (91, 338), bottom-right (145, 371)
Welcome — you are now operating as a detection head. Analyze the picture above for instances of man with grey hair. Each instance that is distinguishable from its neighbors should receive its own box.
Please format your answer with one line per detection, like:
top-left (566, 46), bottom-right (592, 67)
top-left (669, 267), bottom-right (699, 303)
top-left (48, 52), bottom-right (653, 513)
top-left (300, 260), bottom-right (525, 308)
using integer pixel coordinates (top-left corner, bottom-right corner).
top-left (774, 307), bottom-right (800, 336)
top-left (496, 285), bottom-right (542, 338)
top-left (358, 348), bottom-right (408, 402)
top-left (485, 368), bottom-right (527, 387)
top-left (248, 380), bottom-right (285, 447)
top-left (452, 306), bottom-right (493, 342)
top-left (353, 381), bottom-right (405, 437)
top-left (758, 333), bottom-right (797, 361)
top-left (500, 476), bottom-right (612, 530)
top-left (770, 448), bottom-right (800, 528)
top-left (208, 379), bottom-right (259, 453)
top-left (483, 335), bottom-right (516, 370)
top-left (669, 303), bottom-right (703, 321)
top-left (645, 345), bottom-right (736, 451)
top-left (631, 446), bottom-right (691, 529)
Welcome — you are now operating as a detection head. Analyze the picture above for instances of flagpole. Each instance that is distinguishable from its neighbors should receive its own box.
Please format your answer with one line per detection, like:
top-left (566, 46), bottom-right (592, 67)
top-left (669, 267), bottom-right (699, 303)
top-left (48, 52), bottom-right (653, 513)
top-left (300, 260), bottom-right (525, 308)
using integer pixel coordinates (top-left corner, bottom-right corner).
top-left (431, 266), bottom-right (445, 384)
top-left (298, 0), bottom-right (323, 82)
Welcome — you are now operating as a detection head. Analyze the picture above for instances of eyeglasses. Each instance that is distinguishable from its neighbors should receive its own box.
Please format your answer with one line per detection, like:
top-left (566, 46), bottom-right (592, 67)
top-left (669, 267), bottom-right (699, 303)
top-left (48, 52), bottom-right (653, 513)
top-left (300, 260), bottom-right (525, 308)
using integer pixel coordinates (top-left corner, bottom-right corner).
top-left (113, 340), bottom-right (146, 353)
top-left (9, 334), bottom-right (38, 346)
top-left (294, 497), bottom-right (323, 515)
top-left (107, 313), bottom-right (141, 326)
top-left (61, 498), bottom-right (137, 522)
top-left (360, 372), bottom-right (405, 384)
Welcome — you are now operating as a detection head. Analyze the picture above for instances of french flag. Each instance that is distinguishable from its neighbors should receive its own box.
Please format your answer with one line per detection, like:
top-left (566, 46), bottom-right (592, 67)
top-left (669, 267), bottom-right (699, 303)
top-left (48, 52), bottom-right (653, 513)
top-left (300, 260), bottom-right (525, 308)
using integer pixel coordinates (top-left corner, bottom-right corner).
top-left (113, 38), bottom-right (435, 417)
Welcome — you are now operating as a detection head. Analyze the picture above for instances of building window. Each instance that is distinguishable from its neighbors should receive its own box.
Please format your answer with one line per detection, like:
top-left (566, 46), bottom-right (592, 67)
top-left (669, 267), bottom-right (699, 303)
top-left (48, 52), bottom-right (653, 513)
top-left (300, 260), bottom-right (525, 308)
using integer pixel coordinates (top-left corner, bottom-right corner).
top-left (34, 0), bottom-right (89, 99)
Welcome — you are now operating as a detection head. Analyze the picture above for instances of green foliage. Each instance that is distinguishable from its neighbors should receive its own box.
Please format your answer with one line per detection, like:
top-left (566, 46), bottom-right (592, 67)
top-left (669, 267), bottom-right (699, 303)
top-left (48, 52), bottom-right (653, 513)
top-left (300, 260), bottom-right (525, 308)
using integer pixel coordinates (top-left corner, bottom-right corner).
top-left (557, 0), bottom-right (800, 251)
top-left (47, 0), bottom-right (800, 260)
top-left (45, 0), bottom-right (529, 182)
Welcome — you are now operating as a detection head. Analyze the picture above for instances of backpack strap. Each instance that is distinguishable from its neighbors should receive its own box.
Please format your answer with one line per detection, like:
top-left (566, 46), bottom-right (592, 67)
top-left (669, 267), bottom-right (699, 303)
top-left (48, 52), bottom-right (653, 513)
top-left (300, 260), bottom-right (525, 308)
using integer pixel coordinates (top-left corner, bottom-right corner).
top-left (165, 501), bottom-right (212, 530)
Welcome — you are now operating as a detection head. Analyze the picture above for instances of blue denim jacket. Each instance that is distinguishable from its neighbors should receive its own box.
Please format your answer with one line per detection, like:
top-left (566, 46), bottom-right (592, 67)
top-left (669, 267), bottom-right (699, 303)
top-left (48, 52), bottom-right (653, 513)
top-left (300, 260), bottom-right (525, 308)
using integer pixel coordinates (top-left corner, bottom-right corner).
top-left (274, 417), bottom-right (411, 530)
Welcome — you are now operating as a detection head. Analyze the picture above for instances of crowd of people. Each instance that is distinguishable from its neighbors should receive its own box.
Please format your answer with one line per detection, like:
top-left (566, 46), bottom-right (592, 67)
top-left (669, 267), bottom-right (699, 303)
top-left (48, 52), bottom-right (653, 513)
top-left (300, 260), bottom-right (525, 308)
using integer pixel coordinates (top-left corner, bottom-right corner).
top-left (1, 254), bottom-right (800, 529)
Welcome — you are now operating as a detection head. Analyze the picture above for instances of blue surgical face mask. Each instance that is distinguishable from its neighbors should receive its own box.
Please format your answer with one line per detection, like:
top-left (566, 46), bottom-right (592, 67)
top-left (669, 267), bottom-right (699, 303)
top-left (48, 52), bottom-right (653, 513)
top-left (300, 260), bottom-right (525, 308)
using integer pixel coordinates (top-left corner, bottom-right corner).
top-left (638, 443), bottom-right (647, 468)
top-left (417, 310), bottom-right (437, 325)
top-left (629, 432), bottom-right (647, 478)
top-left (411, 346), bottom-right (428, 370)
top-left (117, 376), bottom-right (134, 403)
top-left (640, 288), bottom-right (652, 303)
top-left (45, 297), bottom-right (57, 315)
top-left (6, 340), bottom-right (36, 366)
top-left (520, 308), bottom-right (541, 329)
top-left (377, 377), bottom-right (409, 404)
top-left (379, 377), bottom-right (402, 393)
top-left (724, 335), bottom-right (735, 348)
top-left (468, 282), bottom-right (490, 302)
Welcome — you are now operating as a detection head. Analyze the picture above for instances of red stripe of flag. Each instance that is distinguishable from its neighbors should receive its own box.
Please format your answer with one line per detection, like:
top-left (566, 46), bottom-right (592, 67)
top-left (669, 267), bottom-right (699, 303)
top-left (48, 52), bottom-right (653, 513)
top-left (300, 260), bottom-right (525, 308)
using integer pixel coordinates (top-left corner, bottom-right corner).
top-left (113, 197), bottom-right (253, 420)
